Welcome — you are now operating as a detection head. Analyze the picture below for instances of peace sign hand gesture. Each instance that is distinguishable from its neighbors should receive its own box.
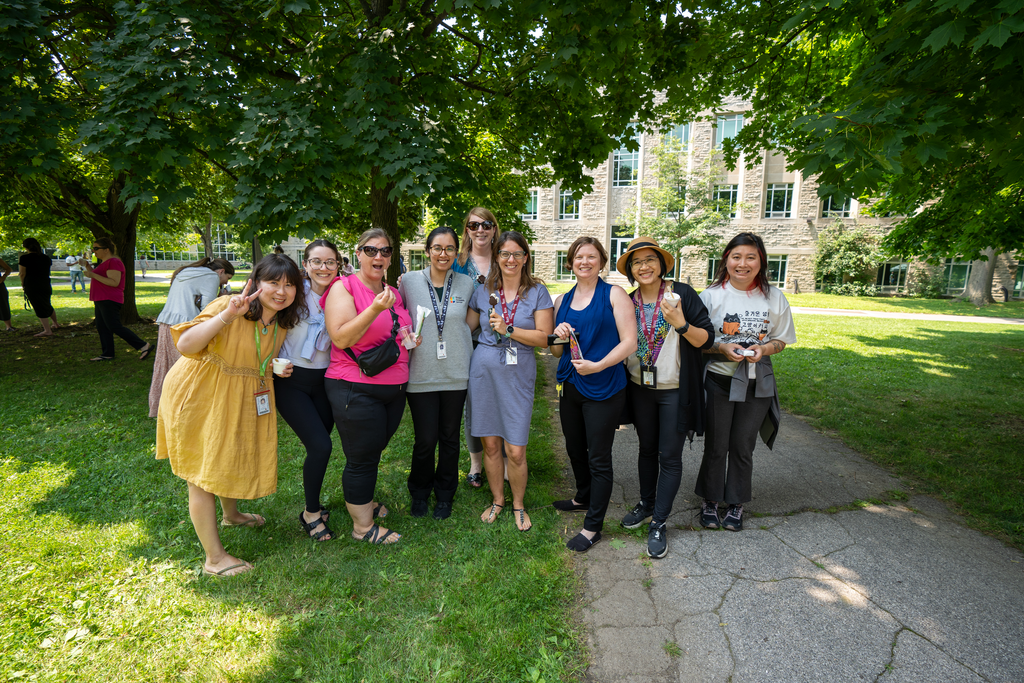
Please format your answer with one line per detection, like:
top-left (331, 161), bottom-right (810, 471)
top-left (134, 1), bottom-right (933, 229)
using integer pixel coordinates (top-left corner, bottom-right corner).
top-left (223, 279), bottom-right (262, 322)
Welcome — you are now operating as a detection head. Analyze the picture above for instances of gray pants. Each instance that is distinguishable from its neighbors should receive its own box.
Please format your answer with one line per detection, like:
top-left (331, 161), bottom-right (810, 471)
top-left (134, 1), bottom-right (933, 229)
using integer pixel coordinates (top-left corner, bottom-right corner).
top-left (694, 373), bottom-right (771, 505)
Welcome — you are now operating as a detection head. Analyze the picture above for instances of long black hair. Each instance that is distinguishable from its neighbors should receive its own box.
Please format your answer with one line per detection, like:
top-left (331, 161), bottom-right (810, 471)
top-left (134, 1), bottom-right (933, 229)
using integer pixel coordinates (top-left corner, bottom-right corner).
top-left (710, 232), bottom-right (771, 297)
top-left (243, 254), bottom-right (308, 329)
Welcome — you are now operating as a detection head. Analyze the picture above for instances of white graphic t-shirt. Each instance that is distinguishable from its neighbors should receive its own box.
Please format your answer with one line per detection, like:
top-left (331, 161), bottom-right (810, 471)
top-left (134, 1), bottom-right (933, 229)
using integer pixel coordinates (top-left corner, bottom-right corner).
top-left (699, 281), bottom-right (797, 379)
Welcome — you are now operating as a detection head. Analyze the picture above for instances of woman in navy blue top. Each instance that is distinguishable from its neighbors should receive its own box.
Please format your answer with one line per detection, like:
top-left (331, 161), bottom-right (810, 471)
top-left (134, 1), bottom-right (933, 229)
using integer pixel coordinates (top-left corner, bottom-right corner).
top-left (550, 237), bottom-right (637, 552)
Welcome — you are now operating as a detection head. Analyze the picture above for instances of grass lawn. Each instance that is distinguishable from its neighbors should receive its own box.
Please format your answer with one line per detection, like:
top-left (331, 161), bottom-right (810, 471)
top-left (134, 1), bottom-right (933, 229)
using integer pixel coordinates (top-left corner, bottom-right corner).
top-left (0, 285), bottom-right (584, 682)
top-left (777, 314), bottom-right (1024, 547)
top-left (783, 292), bottom-right (1024, 318)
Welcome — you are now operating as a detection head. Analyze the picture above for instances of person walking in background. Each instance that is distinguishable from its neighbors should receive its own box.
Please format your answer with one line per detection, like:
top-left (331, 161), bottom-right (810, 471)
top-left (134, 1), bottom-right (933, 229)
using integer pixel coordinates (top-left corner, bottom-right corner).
top-left (467, 231), bottom-right (554, 532)
top-left (148, 257), bottom-right (235, 417)
top-left (323, 228), bottom-right (418, 545)
top-left (340, 257), bottom-right (355, 276)
top-left (0, 257), bottom-right (14, 331)
top-left (156, 255), bottom-right (303, 577)
top-left (276, 240), bottom-right (342, 542)
top-left (696, 232), bottom-right (797, 532)
top-left (66, 252), bottom-right (87, 293)
top-left (399, 226), bottom-right (474, 521)
top-left (549, 237), bottom-right (636, 552)
top-left (18, 238), bottom-right (59, 337)
top-left (139, 258), bottom-right (149, 279)
top-left (80, 237), bottom-right (152, 361)
top-left (452, 207), bottom-right (499, 488)
top-left (615, 237), bottom-right (714, 559)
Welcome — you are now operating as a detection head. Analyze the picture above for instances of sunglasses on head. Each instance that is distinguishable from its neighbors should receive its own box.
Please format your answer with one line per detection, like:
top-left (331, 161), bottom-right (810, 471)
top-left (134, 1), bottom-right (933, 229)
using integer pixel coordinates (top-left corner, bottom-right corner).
top-left (467, 221), bottom-right (495, 232)
top-left (359, 245), bottom-right (394, 257)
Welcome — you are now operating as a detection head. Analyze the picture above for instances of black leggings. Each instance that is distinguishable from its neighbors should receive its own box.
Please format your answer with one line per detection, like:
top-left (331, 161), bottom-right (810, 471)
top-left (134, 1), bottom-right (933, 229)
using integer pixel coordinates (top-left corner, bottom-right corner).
top-left (629, 381), bottom-right (686, 525)
top-left (25, 284), bottom-right (54, 319)
top-left (0, 281), bottom-right (10, 322)
top-left (406, 389), bottom-right (468, 502)
top-left (276, 366), bottom-right (334, 513)
top-left (94, 299), bottom-right (146, 357)
top-left (559, 381), bottom-right (626, 533)
top-left (325, 379), bottom-right (406, 506)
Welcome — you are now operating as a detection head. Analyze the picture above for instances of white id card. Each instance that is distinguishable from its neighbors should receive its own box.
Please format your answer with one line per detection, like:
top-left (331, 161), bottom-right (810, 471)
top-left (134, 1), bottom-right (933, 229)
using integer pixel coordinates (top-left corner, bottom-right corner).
top-left (505, 346), bottom-right (518, 365)
top-left (437, 340), bottom-right (447, 359)
top-left (255, 390), bottom-right (271, 416)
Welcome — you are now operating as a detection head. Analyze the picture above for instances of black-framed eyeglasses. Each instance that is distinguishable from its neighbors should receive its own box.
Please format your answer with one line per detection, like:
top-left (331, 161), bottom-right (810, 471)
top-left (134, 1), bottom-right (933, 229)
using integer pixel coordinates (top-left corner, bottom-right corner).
top-left (429, 245), bottom-right (458, 255)
top-left (91, 245), bottom-right (102, 251)
top-left (630, 256), bottom-right (659, 271)
top-left (307, 258), bottom-right (338, 269)
top-left (359, 245), bottom-right (394, 257)
top-left (498, 250), bottom-right (527, 262)
top-left (467, 221), bottom-right (495, 232)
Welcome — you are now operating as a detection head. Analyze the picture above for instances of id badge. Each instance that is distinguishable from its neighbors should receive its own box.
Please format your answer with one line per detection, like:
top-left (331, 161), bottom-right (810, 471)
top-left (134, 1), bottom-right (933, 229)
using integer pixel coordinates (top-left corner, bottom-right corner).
top-left (254, 389), bottom-right (271, 416)
top-left (641, 364), bottom-right (657, 388)
top-left (437, 340), bottom-right (447, 359)
top-left (505, 346), bottom-right (518, 366)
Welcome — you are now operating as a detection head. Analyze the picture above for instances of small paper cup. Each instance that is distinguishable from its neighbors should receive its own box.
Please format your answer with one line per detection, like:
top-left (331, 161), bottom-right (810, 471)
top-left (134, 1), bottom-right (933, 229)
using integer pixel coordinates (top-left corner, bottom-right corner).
top-left (399, 325), bottom-right (417, 350)
top-left (663, 291), bottom-right (680, 306)
top-left (272, 358), bottom-right (290, 373)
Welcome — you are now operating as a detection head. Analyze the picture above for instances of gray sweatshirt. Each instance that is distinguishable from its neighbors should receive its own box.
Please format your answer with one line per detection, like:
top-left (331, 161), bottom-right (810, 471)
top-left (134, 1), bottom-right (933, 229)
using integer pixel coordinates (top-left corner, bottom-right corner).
top-left (399, 269), bottom-right (475, 393)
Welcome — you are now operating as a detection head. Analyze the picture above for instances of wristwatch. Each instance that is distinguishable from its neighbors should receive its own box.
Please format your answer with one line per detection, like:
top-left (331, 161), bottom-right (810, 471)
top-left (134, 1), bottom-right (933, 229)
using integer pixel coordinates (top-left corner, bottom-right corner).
top-left (505, 325), bottom-right (515, 337)
top-left (675, 321), bottom-right (690, 335)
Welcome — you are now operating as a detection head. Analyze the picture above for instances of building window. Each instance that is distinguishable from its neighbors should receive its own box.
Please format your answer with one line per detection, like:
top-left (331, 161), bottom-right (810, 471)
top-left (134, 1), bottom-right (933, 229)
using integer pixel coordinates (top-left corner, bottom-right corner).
top-left (1014, 263), bottom-right (1024, 298)
top-left (766, 255), bottom-right (788, 288)
top-left (764, 183), bottom-right (794, 219)
top-left (556, 250), bottom-right (574, 279)
top-left (664, 122), bottom-right (689, 150)
top-left (612, 126), bottom-right (640, 187)
top-left (522, 190), bottom-right (538, 220)
top-left (713, 184), bottom-right (739, 218)
top-left (559, 190), bottom-right (580, 220)
top-left (943, 259), bottom-right (972, 295)
top-left (876, 261), bottom-right (908, 293)
top-left (823, 196), bottom-right (853, 218)
top-left (407, 249), bottom-right (427, 272)
top-left (715, 114), bottom-right (744, 149)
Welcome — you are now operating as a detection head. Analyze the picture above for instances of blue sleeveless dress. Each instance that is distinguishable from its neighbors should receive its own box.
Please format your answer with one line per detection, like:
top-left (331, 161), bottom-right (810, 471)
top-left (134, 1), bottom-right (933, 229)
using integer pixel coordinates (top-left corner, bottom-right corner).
top-left (555, 278), bottom-right (627, 401)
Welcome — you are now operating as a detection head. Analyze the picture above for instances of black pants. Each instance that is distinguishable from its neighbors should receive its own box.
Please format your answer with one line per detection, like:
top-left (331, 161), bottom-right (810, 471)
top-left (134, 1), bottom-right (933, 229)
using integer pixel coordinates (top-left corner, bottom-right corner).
top-left (629, 381), bottom-right (686, 525)
top-left (406, 389), bottom-right (467, 502)
top-left (0, 281), bottom-right (10, 322)
top-left (276, 366), bottom-right (334, 513)
top-left (25, 284), bottom-right (54, 319)
top-left (325, 378), bottom-right (406, 506)
top-left (560, 381), bottom-right (626, 533)
top-left (94, 300), bottom-right (146, 357)
top-left (694, 373), bottom-right (772, 505)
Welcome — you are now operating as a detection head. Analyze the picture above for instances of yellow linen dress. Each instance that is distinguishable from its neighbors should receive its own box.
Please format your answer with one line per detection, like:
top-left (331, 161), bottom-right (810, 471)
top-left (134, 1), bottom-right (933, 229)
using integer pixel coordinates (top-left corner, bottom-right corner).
top-left (156, 296), bottom-right (285, 499)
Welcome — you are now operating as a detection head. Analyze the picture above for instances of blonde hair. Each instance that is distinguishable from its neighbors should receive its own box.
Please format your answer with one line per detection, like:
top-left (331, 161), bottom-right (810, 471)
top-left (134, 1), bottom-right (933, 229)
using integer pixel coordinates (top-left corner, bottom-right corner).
top-left (456, 207), bottom-right (497, 267)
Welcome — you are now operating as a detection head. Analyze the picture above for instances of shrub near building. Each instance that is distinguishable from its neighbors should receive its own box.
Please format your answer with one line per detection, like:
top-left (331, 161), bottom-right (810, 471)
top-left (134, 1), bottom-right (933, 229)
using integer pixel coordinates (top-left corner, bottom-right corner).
top-left (813, 222), bottom-right (884, 297)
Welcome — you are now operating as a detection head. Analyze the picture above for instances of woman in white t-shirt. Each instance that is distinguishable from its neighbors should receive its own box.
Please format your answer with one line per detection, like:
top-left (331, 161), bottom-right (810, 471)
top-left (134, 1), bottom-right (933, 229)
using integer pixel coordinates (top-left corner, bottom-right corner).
top-left (696, 233), bottom-right (796, 532)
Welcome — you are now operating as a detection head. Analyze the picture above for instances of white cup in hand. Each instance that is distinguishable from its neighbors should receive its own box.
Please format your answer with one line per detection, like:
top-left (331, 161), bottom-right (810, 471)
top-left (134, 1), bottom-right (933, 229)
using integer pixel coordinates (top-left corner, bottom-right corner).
top-left (272, 358), bottom-right (290, 374)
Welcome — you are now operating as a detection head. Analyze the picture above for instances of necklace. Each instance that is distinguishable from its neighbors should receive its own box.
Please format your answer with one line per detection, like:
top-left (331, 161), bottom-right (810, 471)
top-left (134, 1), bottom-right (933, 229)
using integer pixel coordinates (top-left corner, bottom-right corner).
top-left (260, 315), bottom-right (277, 335)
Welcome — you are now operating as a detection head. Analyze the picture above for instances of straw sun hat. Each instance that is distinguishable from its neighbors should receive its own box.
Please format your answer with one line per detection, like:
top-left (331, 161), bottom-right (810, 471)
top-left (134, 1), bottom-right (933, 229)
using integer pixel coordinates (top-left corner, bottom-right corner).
top-left (614, 236), bottom-right (676, 278)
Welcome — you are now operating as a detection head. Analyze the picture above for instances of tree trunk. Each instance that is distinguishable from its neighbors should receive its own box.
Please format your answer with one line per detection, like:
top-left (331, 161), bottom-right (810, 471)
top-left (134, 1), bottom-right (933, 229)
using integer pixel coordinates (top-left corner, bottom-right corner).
top-left (370, 169), bottom-right (401, 286)
top-left (197, 214), bottom-right (214, 259)
top-left (960, 247), bottom-right (997, 306)
top-left (94, 174), bottom-right (143, 324)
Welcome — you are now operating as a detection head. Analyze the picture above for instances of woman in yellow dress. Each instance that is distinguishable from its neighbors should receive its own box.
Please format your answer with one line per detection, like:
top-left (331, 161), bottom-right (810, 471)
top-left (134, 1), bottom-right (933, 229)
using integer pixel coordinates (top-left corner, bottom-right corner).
top-left (156, 255), bottom-right (305, 577)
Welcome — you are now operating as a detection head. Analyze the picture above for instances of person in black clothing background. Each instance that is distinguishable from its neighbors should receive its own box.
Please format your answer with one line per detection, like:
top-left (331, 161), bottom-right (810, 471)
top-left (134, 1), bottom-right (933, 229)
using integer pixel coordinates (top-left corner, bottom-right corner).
top-left (18, 238), bottom-right (59, 337)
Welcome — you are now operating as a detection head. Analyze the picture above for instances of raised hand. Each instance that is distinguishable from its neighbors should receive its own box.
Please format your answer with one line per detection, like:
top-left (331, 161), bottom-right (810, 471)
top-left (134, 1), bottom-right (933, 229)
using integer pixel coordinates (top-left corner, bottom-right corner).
top-left (660, 297), bottom-right (686, 329)
top-left (371, 283), bottom-right (396, 313)
top-left (223, 279), bottom-right (262, 321)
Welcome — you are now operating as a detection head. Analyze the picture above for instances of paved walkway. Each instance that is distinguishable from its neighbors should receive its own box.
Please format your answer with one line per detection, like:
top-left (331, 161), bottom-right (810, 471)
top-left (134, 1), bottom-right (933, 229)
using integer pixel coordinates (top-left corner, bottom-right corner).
top-left (568, 412), bottom-right (1024, 682)
top-left (791, 306), bottom-right (1024, 325)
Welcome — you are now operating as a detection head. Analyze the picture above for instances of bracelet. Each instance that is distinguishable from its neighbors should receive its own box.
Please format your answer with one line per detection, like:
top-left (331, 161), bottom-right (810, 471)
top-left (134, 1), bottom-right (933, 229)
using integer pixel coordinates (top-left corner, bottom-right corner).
top-left (218, 312), bottom-right (230, 325)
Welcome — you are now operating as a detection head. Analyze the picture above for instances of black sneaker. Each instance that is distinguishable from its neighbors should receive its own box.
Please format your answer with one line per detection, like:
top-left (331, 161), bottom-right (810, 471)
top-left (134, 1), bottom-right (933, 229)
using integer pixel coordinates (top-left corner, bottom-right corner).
top-left (722, 504), bottom-right (743, 531)
top-left (411, 499), bottom-right (429, 518)
top-left (621, 501), bottom-right (653, 529)
top-left (700, 500), bottom-right (721, 529)
top-left (647, 523), bottom-right (668, 559)
top-left (433, 501), bottom-right (452, 520)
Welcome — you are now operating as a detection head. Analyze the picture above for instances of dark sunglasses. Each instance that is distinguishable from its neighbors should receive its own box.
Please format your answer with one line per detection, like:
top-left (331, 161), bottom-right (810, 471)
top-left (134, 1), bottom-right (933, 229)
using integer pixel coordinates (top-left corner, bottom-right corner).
top-left (466, 221), bottom-right (495, 232)
top-left (360, 245), bottom-right (394, 257)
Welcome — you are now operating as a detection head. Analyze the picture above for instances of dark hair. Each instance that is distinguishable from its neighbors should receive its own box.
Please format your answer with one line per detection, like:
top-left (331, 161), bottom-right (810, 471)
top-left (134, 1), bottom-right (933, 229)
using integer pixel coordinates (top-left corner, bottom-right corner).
top-left (566, 236), bottom-right (609, 271)
top-left (93, 237), bottom-right (117, 255)
top-left (625, 250), bottom-right (668, 286)
top-left (170, 257), bottom-right (235, 283)
top-left (457, 206), bottom-right (497, 267)
top-left (426, 226), bottom-right (460, 253)
top-left (22, 238), bottom-right (42, 253)
top-left (710, 232), bottom-right (770, 297)
top-left (342, 257), bottom-right (350, 265)
top-left (302, 239), bottom-right (341, 280)
top-left (243, 254), bottom-right (307, 329)
top-left (486, 231), bottom-right (543, 294)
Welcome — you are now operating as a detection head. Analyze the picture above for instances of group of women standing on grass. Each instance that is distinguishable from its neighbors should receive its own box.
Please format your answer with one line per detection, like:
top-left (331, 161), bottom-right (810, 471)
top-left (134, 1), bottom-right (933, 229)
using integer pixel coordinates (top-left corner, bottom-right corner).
top-left (152, 214), bottom-right (794, 575)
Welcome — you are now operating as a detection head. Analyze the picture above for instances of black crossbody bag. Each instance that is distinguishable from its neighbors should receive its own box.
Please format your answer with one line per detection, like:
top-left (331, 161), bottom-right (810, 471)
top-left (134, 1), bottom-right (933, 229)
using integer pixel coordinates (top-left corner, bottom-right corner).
top-left (344, 307), bottom-right (400, 377)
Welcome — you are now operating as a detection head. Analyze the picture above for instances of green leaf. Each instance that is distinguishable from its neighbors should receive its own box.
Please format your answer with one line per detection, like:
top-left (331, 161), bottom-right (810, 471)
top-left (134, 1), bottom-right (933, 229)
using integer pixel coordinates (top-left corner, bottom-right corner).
top-left (923, 18), bottom-right (968, 52)
top-left (608, 539), bottom-right (626, 550)
top-left (972, 18), bottom-right (1024, 51)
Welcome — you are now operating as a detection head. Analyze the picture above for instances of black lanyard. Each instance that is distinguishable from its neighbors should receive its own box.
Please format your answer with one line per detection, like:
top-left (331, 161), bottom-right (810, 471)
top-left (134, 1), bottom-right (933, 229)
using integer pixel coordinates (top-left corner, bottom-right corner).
top-left (426, 270), bottom-right (453, 341)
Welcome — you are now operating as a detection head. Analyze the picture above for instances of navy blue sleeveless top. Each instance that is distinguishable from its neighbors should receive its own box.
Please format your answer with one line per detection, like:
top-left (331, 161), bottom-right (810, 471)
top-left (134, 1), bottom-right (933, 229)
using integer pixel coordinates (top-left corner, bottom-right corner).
top-left (555, 278), bottom-right (627, 400)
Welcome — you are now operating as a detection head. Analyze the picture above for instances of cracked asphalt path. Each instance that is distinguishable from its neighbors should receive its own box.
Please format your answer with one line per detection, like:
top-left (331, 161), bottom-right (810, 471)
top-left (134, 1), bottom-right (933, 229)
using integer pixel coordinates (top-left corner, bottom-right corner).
top-left (574, 415), bottom-right (1024, 682)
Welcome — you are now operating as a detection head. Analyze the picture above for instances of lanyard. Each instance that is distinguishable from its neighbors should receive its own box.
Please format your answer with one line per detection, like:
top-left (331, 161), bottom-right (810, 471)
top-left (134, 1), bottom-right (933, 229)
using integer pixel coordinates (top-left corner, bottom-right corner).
top-left (498, 286), bottom-right (520, 327)
top-left (253, 320), bottom-right (278, 385)
top-left (426, 270), bottom-right (453, 341)
top-left (634, 280), bottom-right (666, 365)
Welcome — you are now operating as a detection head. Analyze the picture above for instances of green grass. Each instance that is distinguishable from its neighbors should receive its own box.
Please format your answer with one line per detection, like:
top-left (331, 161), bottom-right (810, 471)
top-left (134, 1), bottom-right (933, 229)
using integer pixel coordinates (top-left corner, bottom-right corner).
top-left (777, 314), bottom-right (1024, 548)
top-left (0, 287), bottom-right (584, 682)
top-left (784, 292), bottom-right (1024, 318)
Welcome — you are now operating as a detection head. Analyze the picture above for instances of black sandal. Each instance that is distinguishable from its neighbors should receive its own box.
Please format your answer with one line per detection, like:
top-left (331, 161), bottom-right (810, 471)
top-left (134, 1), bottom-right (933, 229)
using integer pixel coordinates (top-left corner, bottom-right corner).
top-left (299, 511), bottom-right (334, 542)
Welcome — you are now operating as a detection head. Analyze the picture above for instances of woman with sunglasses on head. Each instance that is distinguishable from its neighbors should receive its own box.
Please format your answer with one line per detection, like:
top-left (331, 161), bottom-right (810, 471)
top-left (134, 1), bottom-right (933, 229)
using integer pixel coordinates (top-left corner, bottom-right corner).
top-left (275, 240), bottom-right (343, 542)
top-left (399, 227), bottom-right (475, 520)
top-left (614, 237), bottom-right (714, 558)
top-left (549, 237), bottom-right (637, 552)
top-left (696, 232), bottom-right (796, 532)
top-left (452, 207), bottom-right (499, 488)
top-left (323, 228), bottom-right (419, 545)
top-left (148, 257), bottom-right (235, 417)
top-left (156, 254), bottom-right (303, 577)
top-left (467, 231), bottom-right (554, 532)
top-left (80, 237), bottom-right (152, 361)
